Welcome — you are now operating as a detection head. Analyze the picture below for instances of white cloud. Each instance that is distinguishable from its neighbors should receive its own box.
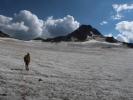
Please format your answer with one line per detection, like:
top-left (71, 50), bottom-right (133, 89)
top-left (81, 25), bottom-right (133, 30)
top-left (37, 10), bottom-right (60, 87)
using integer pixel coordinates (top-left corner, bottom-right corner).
top-left (104, 33), bottom-right (113, 37)
top-left (14, 10), bottom-right (43, 39)
top-left (111, 14), bottom-right (123, 20)
top-left (112, 3), bottom-right (133, 20)
top-left (115, 21), bottom-right (133, 43)
top-left (0, 15), bottom-right (12, 24)
top-left (0, 15), bottom-right (29, 38)
top-left (0, 10), bottom-right (42, 40)
top-left (1, 22), bottom-right (29, 33)
top-left (43, 15), bottom-right (80, 37)
top-left (0, 10), bottom-right (80, 40)
top-left (113, 4), bottom-right (133, 12)
top-left (100, 21), bottom-right (108, 25)
top-left (116, 34), bottom-right (129, 43)
top-left (116, 21), bottom-right (133, 33)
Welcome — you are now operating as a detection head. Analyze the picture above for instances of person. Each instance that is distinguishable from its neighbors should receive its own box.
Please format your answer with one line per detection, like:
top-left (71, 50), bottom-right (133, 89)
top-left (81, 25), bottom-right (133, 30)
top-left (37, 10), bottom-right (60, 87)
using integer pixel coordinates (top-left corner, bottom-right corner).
top-left (24, 53), bottom-right (30, 71)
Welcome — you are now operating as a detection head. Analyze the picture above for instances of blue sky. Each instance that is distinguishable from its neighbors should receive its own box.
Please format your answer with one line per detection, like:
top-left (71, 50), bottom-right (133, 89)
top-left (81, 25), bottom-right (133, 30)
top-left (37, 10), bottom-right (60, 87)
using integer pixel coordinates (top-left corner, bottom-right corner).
top-left (0, 0), bottom-right (133, 42)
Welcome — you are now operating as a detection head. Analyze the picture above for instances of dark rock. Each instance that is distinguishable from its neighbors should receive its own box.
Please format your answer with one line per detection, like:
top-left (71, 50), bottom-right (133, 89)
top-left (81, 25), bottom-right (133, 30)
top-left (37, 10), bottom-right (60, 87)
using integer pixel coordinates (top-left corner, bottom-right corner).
top-left (44, 36), bottom-right (67, 42)
top-left (67, 25), bottom-right (103, 41)
top-left (38, 78), bottom-right (43, 82)
top-left (105, 36), bottom-right (118, 43)
top-left (0, 93), bottom-right (7, 96)
top-left (0, 31), bottom-right (10, 37)
top-left (33, 37), bottom-right (45, 41)
top-left (123, 42), bottom-right (133, 48)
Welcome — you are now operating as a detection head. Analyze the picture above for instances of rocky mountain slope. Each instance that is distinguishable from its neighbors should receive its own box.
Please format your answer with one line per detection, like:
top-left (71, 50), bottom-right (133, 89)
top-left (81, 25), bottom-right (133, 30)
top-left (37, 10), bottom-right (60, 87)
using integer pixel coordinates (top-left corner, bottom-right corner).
top-left (0, 31), bottom-right (10, 38)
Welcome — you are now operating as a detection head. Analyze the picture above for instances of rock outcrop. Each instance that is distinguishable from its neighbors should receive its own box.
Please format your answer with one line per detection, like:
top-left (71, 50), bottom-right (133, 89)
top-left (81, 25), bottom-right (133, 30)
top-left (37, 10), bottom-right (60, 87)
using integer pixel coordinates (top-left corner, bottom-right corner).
top-left (0, 31), bottom-right (10, 37)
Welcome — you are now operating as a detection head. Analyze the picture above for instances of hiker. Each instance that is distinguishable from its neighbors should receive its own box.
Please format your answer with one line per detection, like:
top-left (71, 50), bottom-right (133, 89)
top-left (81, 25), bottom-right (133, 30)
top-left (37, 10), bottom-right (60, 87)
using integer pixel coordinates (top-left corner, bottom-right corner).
top-left (24, 53), bottom-right (30, 71)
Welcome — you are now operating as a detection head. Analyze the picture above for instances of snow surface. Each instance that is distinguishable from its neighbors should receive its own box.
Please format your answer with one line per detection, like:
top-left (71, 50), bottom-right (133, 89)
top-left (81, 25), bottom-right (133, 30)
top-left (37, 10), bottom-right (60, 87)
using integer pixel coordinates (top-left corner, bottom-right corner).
top-left (0, 38), bottom-right (133, 100)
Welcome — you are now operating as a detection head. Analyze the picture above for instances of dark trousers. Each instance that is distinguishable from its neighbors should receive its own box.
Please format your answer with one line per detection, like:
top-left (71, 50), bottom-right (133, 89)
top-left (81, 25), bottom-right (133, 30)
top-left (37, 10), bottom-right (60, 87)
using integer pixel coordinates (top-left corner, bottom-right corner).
top-left (25, 62), bottom-right (29, 71)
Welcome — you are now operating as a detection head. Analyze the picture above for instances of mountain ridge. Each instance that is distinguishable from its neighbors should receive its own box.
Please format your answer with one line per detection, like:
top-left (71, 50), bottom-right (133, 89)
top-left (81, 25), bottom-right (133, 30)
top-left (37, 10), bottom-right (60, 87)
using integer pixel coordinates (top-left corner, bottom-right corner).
top-left (34, 25), bottom-right (104, 42)
top-left (34, 24), bottom-right (133, 48)
top-left (0, 31), bottom-right (10, 38)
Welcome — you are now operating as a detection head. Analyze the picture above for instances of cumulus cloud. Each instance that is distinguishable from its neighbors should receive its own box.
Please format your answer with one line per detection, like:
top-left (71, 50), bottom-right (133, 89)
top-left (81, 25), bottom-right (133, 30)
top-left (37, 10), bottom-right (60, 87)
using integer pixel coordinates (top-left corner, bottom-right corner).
top-left (0, 10), bottom-right (43, 40)
top-left (112, 3), bottom-right (133, 20)
top-left (0, 15), bottom-right (29, 33)
top-left (115, 21), bottom-right (133, 43)
top-left (43, 15), bottom-right (80, 37)
top-left (100, 21), bottom-right (108, 25)
top-left (14, 10), bottom-right (43, 39)
top-left (0, 10), bottom-right (80, 40)
top-left (0, 15), bottom-right (12, 24)
top-left (0, 15), bottom-right (29, 39)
